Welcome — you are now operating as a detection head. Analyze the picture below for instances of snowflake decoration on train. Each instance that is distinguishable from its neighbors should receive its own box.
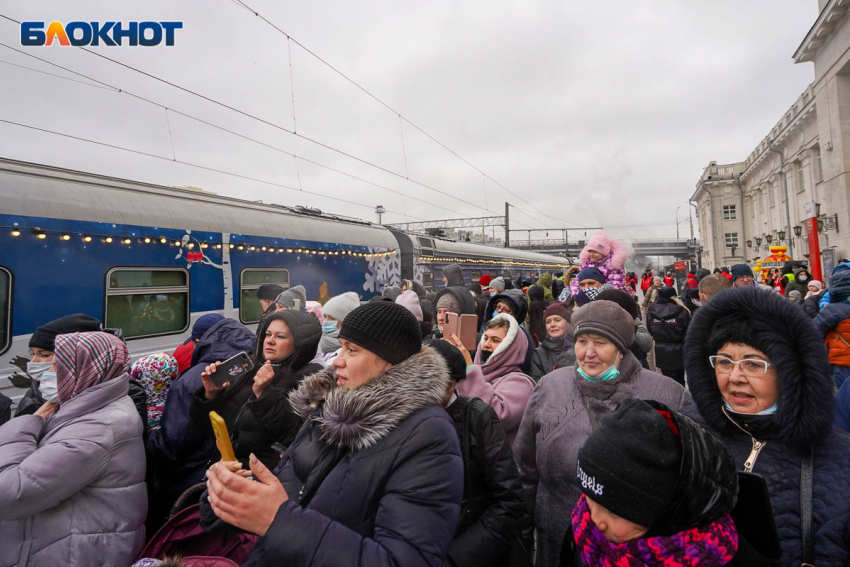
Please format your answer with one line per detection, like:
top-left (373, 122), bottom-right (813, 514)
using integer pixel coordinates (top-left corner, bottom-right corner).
top-left (363, 249), bottom-right (401, 293)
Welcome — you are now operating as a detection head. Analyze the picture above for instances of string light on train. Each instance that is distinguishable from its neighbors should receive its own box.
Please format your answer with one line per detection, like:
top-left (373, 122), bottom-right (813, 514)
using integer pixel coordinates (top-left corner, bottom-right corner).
top-left (5, 227), bottom-right (399, 258)
top-left (417, 255), bottom-right (565, 269)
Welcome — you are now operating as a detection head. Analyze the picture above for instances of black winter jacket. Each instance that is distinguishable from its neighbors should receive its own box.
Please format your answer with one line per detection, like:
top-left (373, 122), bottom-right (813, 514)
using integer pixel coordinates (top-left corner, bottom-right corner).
top-left (803, 289), bottom-right (827, 318)
top-left (444, 263), bottom-right (467, 287)
top-left (147, 318), bottom-right (256, 500)
top-left (531, 336), bottom-right (572, 381)
top-left (190, 311), bottom-right (322, 471)
top-left (201, 346), bottom-right (463, 566)
top-left (444, 396), bottom-right (526, 567)
top-left (646, 298), bottom-right (690, 370)
top-left (683, 287), bottom-right (850, 567)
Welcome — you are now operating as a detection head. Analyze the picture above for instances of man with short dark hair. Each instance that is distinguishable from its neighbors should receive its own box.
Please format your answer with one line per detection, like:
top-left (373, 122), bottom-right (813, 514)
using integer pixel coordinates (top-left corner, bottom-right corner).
top-left (698, 274), bottom-right (731, 304)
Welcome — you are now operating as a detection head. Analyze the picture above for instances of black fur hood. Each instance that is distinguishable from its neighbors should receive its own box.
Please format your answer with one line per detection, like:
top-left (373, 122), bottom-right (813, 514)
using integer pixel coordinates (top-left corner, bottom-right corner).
top-left (683, 287), bottom-right (835, 449)
top-left (288, 346), bottom-right (450, 451)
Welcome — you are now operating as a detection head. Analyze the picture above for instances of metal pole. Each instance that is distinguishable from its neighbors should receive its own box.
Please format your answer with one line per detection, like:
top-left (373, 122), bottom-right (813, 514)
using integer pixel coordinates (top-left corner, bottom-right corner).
top-left (504, 202), bottom-right (510, 248)
top-left (676, 207), bottom-right (680, 240)
top-left (768, 143), bottom-right (795, 259)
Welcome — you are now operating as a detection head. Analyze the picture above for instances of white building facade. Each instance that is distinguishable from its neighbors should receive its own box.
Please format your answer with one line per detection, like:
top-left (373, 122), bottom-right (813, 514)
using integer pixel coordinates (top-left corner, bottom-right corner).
top-left (693, 0), bottom-right (850, 280)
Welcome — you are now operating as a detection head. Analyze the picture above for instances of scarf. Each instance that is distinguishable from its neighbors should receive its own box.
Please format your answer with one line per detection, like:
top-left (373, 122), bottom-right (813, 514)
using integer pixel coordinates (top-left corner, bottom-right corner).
top-left (54, 332), bottom-right (130, 404)
top-left (571, 495), bottom-right (737, 567)
top-left (131, 352), bottom-right (179, 429)
top-left (319, 329), bottom-right (341, 355)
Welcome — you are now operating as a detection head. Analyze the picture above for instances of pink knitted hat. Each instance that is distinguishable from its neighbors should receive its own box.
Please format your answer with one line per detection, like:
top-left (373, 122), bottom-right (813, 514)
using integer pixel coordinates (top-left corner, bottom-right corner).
top-left (587, 231), bottom-right (610, 257)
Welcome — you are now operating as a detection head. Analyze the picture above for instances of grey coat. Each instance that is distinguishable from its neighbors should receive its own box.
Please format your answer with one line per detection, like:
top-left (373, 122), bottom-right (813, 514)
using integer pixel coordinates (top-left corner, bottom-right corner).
top-left (513, 354), bottom-right (691, 567)
top-left (0, 375), bottom-right (147, 567)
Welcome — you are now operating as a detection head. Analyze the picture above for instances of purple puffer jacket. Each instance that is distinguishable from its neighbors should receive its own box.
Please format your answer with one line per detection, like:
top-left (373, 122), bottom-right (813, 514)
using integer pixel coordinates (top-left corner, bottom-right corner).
top-left (568, 239), bottom-right (629, 297)
top-left (0, 375), bottom-right (147, 567)
top-left (456, 313), bottom-right (535, 446)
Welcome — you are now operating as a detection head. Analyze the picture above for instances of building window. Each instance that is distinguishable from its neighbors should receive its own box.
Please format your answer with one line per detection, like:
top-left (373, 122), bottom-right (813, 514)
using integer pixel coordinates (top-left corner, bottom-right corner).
top-left (768, 185), bottom-right (776, 208)
top-left (0, 267), bottom-right (10, 354)
top-left (723, 205), bottom-right (737, 220)
top-left (798, 163), bottom-right (805, 193)
top-left (749, 197), bottom-right (755, 218)
top-left (239, 268), bottom-right (291, 324)
top-left (725, 233), bottom-right (739, 248)
top-left (759, 190), bottom-right (765, 213)
top-left (105, 267), bottom-right (190, 339)
top-left (817, 149), bottom-right (823, 182)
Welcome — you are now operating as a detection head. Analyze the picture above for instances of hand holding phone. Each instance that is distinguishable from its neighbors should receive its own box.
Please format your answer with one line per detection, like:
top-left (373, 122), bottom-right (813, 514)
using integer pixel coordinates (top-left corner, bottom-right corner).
top-left (201, 361), bottom-right (228, 400)
top-left (253, 360), bottom-right (275, 398)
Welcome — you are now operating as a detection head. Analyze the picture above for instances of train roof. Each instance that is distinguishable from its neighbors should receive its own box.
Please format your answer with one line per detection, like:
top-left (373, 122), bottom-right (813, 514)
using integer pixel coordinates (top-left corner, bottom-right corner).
top-left (430, 237), bottom-right (568, 265)
top-left (0, 158), bottom-right (398, 248)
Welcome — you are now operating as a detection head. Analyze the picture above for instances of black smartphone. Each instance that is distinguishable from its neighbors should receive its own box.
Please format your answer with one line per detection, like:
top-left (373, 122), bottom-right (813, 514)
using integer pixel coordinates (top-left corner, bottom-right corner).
top-left (731, 471), bottom-right (782, 560)
top-left (211, 351), bottom-right (254, 388)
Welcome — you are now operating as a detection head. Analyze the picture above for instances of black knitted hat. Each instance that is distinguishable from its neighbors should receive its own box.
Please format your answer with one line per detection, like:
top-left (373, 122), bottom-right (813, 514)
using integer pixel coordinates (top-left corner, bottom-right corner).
top-left (576, 398), bottom-right (682, 528)
top-left (340, 302), bottom-right (422, 365)
top-left (256, 283), bottom-right (285, 300)
top-left (29, 313), bottom-right (102, 351)
top-left (424, 339), bottom-right (467, 382)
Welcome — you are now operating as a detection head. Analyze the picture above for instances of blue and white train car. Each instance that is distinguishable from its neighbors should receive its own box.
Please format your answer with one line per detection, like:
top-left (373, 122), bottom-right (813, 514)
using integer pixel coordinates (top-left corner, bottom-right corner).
top-left (0, 158), bottom-right (400, 401)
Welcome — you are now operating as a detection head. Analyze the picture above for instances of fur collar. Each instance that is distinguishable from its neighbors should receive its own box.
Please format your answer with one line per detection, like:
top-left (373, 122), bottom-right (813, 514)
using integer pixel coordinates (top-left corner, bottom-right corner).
top-left (683, 287), bottom-right (835, 449)
top-left (288, 346), bottom-right (450, 451)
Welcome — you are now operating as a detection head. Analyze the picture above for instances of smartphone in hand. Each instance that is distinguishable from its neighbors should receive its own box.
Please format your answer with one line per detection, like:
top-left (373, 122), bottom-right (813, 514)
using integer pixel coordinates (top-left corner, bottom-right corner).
top-left (458, 314), bottom-right (478, 351)
top-left (444, 312), bottom-right (459, 339)
top-left (211, 351), bottom-right (254, 388)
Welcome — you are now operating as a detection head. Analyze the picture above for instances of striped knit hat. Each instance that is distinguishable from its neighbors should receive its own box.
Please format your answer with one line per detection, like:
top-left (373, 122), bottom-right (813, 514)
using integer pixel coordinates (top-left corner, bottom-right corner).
top-left (55, 332), bottom-right (130, 404)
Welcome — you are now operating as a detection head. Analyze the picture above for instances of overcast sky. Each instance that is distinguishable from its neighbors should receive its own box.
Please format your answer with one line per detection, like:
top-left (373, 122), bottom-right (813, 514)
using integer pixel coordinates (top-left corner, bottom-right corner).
top-left (0, 1), bottom-right (818, 242)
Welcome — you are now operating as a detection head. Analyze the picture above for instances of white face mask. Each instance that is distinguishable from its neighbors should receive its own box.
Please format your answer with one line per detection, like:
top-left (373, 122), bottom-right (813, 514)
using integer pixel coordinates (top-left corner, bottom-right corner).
top-left (39, 371), bottom-right (59, 402)
top-left (27, 360), bottom-right (52, 383)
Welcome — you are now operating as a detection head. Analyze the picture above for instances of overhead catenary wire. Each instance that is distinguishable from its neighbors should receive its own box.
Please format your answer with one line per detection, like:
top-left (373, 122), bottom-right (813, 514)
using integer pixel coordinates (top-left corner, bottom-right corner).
top-left (0, 16), bottom-right (541, 231)
top-left (0, 25), bottom-right (507, 224)
top-left (0, 40), bottom-right (473, 222)
top-left (0, 117), bottom-right (423, 220)
top-left (229, 0), bottom-right (583, 229)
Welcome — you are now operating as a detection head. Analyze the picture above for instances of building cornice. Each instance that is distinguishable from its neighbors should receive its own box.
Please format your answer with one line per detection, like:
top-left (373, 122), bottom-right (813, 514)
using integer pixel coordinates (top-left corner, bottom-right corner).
top-left (739, 92), bottom-right (817, 181)
top-left (794, 0), bottom-right (849, 63)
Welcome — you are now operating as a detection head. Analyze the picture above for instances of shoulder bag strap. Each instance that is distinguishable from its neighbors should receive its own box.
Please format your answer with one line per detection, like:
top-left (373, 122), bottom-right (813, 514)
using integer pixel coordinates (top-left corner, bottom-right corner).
top-left (801, 446), bottom-right (815, 566)
top-left (462, 398), bottom-right (474, 501)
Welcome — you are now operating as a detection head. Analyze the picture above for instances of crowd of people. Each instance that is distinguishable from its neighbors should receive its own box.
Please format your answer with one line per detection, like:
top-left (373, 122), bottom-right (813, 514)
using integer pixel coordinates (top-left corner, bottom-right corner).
top-left (1, 229), bottom-right (850, 566)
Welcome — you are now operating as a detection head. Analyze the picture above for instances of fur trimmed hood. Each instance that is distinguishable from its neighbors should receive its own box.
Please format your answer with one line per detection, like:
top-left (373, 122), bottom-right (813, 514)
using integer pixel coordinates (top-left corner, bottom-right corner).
top-left (579, 234), bottom-right (627, 271)
top-left (288, 346), bottom-right (450, 451)
top-left (683, 287), bottom-right (835, 449)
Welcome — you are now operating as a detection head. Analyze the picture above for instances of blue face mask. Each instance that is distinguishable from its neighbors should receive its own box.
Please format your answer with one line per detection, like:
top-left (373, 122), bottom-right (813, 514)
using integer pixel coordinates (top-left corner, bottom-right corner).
top-left (577, 364), bottom-right (620, 382)
top-left (39, 371), bottom-right (59, 402)
top-left (321, 321), bottom-right (338, 334)
top-left (724, 401), bottom-right (778, 415)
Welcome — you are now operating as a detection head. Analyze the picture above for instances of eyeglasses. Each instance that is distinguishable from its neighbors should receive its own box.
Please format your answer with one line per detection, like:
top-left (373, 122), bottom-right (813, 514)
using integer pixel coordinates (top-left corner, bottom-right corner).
top-left (709, 355), bottom-right (772, 377)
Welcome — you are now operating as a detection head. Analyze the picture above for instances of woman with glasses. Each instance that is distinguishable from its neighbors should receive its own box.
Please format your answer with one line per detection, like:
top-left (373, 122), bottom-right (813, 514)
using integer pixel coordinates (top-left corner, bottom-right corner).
top-left (683, 287), bottom-right (850, 567)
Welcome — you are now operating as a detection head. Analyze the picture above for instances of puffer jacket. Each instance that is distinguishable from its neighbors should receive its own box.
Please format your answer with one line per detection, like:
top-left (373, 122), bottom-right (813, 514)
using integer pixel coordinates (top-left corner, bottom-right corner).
top-left (784, 268), bottom-right (812, 297)
top-left (646, 297), bottom-right (691, 371)
top-left (457, 313), bottom-right (536, 446)
top-left (147, 318), bottom-right (256, 501)
top-left (533, 273), bottom-right (555, 302)
top-left (682, 286), bottom-right (850, 567)
top-left (531, 335), bottom-right (573, 381)
top-left (445, 395), bottom-right (527, 567)
top-left (190, 311), bottom-right (322, 471)
top-left (815, 300), bottom-right (850, 367)
top-left (568, 241), bottom-right (628, 297)
top-left (0, 375), bottom-right (147, 567)
top-left (804, 288), bottom-right (826, 318)
top-left (200, 346), bottom-right (463, 567)
top-left (513, 353), bottom-right (691, 567)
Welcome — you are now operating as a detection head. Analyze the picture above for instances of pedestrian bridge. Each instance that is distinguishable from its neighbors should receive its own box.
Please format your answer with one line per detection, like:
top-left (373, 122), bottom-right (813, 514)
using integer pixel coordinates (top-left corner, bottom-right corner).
top-left (510, 238), bottom-right (699, 259)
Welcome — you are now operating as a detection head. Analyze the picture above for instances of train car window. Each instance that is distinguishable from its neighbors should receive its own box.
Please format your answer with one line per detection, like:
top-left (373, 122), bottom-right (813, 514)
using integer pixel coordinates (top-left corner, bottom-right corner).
top-left (421, 268), bottom-right (432, 289)
top-left (470, 270), bottom-right (481, 282)
top-left (105, 267), bottom-right (190, 340)
top-left (240, 268), bottom-right (291, 324)
top-left (0, 267), bottom-right (11, 354)
top-left (416, 237), bottom-right (434, 257)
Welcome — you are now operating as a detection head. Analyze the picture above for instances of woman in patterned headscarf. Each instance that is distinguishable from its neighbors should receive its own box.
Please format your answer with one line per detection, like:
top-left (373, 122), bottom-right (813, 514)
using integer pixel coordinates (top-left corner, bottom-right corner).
top-left (0, 331), bottom-right (147, 567)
